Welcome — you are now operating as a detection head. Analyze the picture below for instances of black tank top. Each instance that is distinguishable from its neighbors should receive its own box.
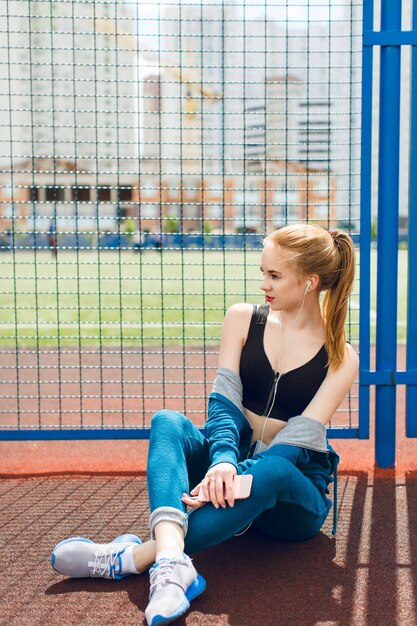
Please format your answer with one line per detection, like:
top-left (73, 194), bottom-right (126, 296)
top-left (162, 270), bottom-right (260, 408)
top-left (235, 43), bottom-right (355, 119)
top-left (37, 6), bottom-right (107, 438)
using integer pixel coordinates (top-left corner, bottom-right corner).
top-left (239, 304), bottom-right (328, 421)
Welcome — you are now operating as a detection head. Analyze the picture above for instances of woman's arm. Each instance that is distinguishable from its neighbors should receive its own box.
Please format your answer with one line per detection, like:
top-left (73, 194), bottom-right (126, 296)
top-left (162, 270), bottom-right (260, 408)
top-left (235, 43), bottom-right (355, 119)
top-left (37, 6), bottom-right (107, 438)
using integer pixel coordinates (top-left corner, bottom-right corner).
top-left (204, 303), bottom-right (253, 473)
top-left (301, 343), bottom-right (359, 425)
top-left (183, 304), bottom-right (252, 510)
top-left (217, 303), bottom-right (253, 373)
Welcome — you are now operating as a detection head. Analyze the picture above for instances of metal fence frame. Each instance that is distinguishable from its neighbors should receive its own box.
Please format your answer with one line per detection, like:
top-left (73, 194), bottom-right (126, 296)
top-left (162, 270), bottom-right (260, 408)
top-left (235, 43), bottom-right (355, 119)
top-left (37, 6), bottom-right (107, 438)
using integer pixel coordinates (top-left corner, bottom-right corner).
top-left (2, 1), bottom-right (416, 470)
top-left (360, 0), bottom-right (417, 468)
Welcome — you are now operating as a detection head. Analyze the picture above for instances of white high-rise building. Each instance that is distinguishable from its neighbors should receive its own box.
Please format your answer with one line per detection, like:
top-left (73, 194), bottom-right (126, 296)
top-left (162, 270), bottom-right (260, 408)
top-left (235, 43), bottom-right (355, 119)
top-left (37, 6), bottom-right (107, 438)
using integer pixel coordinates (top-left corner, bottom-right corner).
top-left (0, 0), bottom-right (139, 230)
top-left (0, 0), bottom-right (362, 230)
top-left (141, 2), bottom-right (230, 179)
top-left (140, 0), bottom-right (361, 223)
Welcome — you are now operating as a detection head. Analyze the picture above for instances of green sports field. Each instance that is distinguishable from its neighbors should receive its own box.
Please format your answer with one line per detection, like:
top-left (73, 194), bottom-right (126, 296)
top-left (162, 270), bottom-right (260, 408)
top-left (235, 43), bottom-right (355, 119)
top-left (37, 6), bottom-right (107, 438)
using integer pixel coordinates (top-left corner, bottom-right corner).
top-left (0, 248), bottom-right (408, 347)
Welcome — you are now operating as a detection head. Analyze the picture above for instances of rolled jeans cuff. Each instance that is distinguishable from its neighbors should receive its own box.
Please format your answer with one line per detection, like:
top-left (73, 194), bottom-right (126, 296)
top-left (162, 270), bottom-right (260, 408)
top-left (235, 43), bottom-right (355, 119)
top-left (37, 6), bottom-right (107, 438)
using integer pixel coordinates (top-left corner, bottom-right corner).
top-left (149, 506), bottom-right (189, 540)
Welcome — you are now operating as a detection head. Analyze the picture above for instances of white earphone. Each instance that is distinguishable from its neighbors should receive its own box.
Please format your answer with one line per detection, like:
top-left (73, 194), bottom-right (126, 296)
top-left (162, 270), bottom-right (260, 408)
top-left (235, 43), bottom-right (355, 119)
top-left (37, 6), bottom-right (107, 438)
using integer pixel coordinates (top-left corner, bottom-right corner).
top-left (305, 279), bottom-right (312, 294)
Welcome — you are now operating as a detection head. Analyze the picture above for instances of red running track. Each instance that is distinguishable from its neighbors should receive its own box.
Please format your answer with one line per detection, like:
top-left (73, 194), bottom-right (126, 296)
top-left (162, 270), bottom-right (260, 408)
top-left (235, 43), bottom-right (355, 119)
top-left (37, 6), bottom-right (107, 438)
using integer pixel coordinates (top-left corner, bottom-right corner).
top-left (1, 473), bottom-right (417, 625)
top-left (0, 379), bottom-right (416, 478)
top-left (0, 344), bottom-right (416, 478)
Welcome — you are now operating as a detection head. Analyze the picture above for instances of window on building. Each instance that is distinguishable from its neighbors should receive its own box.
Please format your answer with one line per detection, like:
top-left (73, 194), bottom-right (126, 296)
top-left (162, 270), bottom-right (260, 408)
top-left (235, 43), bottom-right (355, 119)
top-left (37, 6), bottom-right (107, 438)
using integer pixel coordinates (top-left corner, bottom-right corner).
top-left (30, 186), bottom-right (39, 202)
top-left (72, 187), bottom-right (90, 202)
top-left (117, 187), bottom-right (132, 202)
top-left (97, 187), bottom-right (112, 202)
top-left (45, 186), bottom-right (66, 202)
top-left (245, 160), bottom-right (264, 173)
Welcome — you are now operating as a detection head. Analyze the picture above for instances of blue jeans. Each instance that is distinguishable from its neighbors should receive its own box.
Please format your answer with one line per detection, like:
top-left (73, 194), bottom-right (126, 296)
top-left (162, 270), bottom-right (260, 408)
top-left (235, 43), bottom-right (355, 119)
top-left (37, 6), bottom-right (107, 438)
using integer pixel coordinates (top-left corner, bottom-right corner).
top-left (147, 409), bottom-right (334, 554)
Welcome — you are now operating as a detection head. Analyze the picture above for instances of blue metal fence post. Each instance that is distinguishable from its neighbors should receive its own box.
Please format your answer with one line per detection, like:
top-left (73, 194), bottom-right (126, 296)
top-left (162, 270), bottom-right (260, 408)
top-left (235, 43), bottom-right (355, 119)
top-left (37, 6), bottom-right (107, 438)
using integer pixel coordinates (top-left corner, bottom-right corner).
top-left (358, 0), bottom-right (374, 441)
top-left (375, 0), bottom-right (402, 468)
top-left (406, 0), bottom-right (417, 437)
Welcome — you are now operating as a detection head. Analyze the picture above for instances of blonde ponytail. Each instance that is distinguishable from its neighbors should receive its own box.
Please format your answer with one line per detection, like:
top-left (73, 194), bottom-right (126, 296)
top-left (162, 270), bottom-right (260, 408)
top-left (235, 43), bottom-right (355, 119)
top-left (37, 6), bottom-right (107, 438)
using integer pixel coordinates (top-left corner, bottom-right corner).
top-left (322, 231), bottom-right (356, 368)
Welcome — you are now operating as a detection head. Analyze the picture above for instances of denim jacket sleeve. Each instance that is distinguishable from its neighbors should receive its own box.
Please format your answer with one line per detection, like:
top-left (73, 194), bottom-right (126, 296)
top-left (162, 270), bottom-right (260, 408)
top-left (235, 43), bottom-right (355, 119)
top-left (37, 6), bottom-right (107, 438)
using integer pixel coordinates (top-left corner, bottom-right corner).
top-left (205, 368), bottom-right (253, 470)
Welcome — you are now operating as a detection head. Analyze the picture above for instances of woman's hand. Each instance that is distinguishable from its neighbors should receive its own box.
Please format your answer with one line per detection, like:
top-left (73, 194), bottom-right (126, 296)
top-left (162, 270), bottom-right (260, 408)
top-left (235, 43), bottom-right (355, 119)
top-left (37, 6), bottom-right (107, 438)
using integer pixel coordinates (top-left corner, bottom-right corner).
top-left (181, 490), bottom-right (206, 509)
top-left (201, 462), bottom-right (239, 509)
top-left (182, 462), bottom-right (238, 509)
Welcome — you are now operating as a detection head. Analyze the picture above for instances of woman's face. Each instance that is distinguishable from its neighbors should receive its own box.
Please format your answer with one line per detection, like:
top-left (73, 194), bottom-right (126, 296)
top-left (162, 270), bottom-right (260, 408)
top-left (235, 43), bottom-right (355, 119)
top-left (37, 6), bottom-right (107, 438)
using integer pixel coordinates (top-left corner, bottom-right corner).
top-left (260, 243), bottom-right (306, 311)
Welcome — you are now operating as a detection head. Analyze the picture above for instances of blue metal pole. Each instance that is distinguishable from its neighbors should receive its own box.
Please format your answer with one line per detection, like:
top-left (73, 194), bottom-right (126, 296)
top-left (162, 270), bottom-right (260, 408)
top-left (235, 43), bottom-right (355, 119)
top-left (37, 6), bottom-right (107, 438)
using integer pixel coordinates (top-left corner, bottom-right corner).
top-left (375, 0), bottom-right (402, 468)
top-left (406, 0), bottom-right (417, 437)
top-left (358, 0), bottom-right (374, 440)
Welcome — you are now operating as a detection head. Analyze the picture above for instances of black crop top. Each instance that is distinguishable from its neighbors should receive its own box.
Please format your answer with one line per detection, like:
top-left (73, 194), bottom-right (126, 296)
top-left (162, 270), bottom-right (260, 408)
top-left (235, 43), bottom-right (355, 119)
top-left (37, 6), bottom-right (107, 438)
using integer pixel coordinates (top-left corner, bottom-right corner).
top-left (239, 304), bottom-right (328, 421)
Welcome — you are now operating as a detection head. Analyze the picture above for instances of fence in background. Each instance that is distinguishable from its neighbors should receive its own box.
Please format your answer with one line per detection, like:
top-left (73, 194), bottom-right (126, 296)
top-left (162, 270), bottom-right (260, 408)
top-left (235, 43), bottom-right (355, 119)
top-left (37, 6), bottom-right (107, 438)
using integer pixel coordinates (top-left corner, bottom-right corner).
top-left (2, 0), bottom-right (401, 459)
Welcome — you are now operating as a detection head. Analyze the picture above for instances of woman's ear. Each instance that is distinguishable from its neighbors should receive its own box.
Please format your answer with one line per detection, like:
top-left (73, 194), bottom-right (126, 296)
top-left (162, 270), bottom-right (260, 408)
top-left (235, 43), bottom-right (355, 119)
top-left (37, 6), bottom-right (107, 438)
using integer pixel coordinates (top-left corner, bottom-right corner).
top-left (307, 274), bottom-right (320, 291)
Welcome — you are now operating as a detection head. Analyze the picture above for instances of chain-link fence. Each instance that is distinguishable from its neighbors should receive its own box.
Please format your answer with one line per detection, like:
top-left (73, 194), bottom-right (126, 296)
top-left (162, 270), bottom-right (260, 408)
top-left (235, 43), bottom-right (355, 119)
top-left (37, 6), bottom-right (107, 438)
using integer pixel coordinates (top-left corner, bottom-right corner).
top-left (0, 0), bottom-right (362, 436)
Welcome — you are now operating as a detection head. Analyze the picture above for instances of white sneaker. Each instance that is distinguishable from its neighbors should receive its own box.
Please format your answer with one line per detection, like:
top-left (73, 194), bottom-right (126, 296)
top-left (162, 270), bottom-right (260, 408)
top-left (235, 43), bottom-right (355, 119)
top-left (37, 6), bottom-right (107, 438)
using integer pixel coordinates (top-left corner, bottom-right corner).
top-left (145, 554), bottom-right (206, 626)
top-left (51, 533), bottom-right (142, 579)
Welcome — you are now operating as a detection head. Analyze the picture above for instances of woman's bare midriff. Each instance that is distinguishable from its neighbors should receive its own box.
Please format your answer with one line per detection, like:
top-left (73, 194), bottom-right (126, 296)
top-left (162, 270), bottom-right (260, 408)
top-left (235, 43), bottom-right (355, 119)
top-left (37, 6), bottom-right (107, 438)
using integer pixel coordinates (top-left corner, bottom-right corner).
top-left (244, 406), bottom-right (287, 445)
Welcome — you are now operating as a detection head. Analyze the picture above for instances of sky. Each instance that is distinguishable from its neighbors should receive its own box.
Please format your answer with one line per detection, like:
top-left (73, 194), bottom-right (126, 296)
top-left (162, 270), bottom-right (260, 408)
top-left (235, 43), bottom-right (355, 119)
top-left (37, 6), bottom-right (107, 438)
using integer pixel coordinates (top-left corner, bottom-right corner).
top-left (131, 0), bottom-right (350, 60)
top-left (133, 0), bottom-right (349, 22)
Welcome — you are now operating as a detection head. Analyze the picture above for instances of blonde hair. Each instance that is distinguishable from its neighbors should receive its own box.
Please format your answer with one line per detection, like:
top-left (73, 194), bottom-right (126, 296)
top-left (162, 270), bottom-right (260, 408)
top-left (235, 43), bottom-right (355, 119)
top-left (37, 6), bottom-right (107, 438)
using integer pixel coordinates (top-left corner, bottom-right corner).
top-left (264, 223), bottom-right (355, 369)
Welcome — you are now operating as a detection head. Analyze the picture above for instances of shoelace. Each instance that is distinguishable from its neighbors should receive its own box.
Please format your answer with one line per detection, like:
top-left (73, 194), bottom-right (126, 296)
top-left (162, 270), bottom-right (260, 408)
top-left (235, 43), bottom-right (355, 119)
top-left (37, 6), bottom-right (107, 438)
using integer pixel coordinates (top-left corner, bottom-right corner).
top-left (88, 550), bottom-right (121, 578)
top-left (149, 558), bottom-right (183, 594)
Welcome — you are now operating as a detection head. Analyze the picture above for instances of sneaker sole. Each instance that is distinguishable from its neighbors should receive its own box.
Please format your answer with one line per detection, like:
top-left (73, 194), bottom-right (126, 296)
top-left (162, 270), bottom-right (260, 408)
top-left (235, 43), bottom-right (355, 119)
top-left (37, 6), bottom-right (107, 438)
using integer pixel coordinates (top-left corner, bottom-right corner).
top-left (149, 574), bottom-right (207, 626)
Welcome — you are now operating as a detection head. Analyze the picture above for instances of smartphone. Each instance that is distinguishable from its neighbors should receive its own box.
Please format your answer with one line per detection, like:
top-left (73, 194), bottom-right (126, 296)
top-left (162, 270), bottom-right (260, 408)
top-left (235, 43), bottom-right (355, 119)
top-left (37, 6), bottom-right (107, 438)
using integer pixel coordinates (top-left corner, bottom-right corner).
top-left (197, 474), bottom-right (253, 502)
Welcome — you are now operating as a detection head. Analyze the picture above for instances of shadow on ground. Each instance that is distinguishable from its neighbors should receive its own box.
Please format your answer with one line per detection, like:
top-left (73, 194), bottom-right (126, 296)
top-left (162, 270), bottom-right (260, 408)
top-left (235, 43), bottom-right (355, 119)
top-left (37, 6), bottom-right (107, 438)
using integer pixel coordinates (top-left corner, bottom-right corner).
top-left (1, 472), bottom-right (416, 625)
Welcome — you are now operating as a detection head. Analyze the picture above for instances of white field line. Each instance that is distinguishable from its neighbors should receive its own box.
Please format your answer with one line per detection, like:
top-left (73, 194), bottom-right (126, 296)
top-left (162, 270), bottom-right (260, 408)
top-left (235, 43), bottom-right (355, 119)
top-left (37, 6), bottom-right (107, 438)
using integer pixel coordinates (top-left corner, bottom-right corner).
top-left (0, 322), bottom-right (208, 328)
top-left (0, 302), bottom-right (408, 328)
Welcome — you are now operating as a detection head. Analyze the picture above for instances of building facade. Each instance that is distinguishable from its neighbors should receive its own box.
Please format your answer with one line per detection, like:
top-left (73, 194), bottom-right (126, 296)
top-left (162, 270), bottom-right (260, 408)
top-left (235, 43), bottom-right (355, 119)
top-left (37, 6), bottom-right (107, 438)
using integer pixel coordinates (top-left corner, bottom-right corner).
top-left (0, 0), bottom-right (361, 238)
top-left (0, 0), bottom-right (139, 233)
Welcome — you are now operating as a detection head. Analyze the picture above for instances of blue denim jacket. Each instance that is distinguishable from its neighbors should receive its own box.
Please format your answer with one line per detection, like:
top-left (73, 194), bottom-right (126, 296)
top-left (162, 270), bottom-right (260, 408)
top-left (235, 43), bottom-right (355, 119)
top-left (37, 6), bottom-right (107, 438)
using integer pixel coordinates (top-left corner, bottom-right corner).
top-left (205, 381), bottom-right (340, 534)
